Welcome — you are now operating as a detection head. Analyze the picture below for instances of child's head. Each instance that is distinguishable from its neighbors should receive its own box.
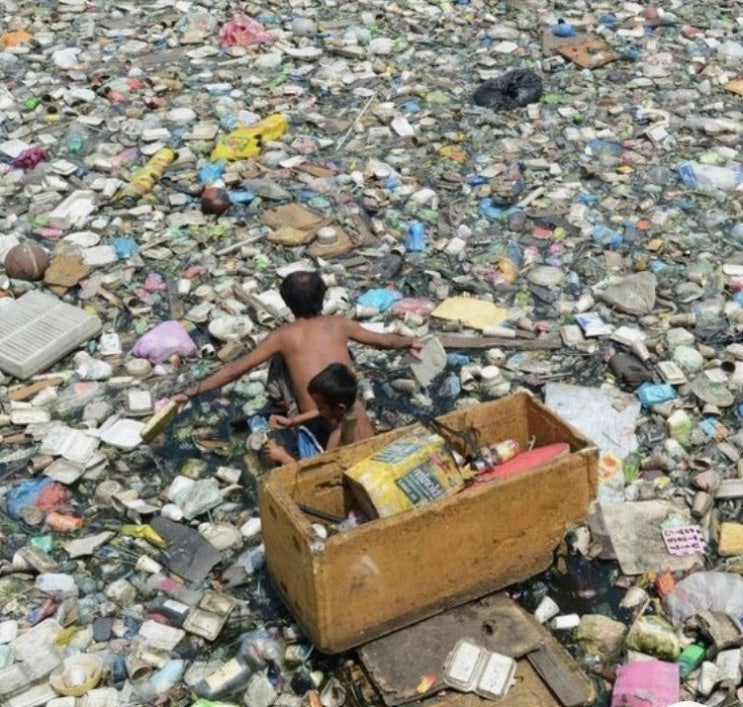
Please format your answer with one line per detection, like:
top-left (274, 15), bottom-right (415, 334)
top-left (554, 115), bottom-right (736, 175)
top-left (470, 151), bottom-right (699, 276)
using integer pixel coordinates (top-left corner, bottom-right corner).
top-left (308, 363), bottom-right (357, 422)
top-left (280, 271), bottom-right (327, 318)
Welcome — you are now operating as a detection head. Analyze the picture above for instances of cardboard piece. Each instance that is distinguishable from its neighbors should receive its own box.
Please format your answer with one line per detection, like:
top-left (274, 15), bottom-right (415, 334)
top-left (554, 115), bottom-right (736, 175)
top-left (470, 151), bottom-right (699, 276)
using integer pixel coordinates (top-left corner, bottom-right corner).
top-left (357, 593), bottom-right (543, 706)
top-left (44, 254), bottom-right (90, 289)
top-left (431, 297), bottom-right (508, 332)
top-left (268, 226), bottom-right (315, 246)
top-left (595, 501), bottom-right (705, 575)
top-left (306, 223), bottom-right (355, 258)
top-left (724, 78), bottom-right (743, 96)
top-left (259, 392), bottom-right (598, 653)
top-left (543, 29), bottom-right (621, 69)
top-left (260, 202), bottom-right (325, 231)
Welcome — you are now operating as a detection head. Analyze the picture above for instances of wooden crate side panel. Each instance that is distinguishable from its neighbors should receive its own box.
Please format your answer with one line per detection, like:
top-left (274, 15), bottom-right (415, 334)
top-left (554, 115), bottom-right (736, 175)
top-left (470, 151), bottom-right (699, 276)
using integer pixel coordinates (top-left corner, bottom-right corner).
top-left (310, 453), bottom-right (596, 652)
top-left (258, 478), bottom-right (321, 638)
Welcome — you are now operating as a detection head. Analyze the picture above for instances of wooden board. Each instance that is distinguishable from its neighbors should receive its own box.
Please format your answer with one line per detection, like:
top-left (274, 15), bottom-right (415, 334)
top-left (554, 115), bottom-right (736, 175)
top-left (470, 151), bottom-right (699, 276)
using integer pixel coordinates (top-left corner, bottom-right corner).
top-left (527, 633), bottom-right (595, 706)
top-left (358, 593), bottom-right (543, 706)
top-left (426, 660), bottom-right (562, 707)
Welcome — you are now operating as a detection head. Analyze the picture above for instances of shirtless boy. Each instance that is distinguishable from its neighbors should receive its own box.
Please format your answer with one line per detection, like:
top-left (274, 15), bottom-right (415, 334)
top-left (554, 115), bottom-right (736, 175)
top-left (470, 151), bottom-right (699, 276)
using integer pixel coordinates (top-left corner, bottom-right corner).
top-left (173, 270), bottom-right (420, 441)
top-left (266, 362), bottom-right (358, 465)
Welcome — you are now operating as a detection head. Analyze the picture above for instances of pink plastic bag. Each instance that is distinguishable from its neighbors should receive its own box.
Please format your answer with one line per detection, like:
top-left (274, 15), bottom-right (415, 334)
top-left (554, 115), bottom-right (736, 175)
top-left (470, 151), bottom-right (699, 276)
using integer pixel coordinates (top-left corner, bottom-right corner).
top-left (389, 297), bottom-right (437, 317)
top-left (132, 321), bottom-right (197, 363)
top-left (611, 660), bottom-right (679, 707)
top-left (218, 13), bottom-right (274, 47)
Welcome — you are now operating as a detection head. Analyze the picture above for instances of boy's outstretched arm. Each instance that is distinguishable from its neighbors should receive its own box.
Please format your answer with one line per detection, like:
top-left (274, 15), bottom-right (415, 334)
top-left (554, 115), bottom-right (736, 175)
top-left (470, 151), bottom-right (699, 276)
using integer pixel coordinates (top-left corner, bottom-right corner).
top-left (345, 320), bottom-right (422, 355)
top-left (173, 330), bottom-right (284, 404)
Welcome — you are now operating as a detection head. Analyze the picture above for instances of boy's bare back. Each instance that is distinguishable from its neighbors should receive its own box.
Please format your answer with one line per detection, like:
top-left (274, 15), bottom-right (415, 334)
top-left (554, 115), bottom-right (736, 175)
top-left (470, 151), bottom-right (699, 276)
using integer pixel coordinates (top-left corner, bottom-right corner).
top-left (276, 316), bottom-right (360, 412)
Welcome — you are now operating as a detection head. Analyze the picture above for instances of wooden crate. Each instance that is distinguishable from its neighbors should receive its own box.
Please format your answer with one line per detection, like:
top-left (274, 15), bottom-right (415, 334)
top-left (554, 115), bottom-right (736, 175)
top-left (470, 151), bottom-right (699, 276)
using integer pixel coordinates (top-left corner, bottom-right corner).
top-left (258, 391), bottom-right (598, 654)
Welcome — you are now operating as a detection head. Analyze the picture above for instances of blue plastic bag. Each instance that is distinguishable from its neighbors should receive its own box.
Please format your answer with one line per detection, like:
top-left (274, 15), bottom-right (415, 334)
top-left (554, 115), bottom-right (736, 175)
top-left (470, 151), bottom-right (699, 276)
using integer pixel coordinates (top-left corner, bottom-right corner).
top-left (357, 289), bottom-right (403, 313)
top-left (7, 478), bottom-right (55, 519)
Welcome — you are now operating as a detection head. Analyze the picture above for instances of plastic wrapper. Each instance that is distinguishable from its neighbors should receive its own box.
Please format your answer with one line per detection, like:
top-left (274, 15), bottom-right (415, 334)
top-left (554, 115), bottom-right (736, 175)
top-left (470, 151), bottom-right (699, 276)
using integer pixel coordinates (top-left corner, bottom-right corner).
top-left (389, 297), bottom-right (436, 317)
top-left (664, 571), bottom-right (743, 626)
top-left (210, 114), bottom-right (289, 162)
top-left (218, 13), bottom-right (274, 47)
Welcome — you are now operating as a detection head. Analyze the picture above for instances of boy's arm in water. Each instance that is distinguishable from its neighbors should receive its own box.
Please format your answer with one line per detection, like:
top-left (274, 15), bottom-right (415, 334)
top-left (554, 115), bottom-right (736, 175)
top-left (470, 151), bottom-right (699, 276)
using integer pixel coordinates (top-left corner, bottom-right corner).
top-left (325, 425), bottom-right (343, 451)
top-left (269, 408), bottom-right (320, 429)
top-left (344, 319), bottom-right (422, 355)
top-left (173, 330), bottom-right (285, 405)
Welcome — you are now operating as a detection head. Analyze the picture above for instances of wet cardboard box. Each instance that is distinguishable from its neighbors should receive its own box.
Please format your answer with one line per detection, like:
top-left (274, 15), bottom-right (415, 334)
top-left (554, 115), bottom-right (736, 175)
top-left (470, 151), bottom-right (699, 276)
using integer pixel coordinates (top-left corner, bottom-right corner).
top-left (258, 391), bottom-right (598, 654)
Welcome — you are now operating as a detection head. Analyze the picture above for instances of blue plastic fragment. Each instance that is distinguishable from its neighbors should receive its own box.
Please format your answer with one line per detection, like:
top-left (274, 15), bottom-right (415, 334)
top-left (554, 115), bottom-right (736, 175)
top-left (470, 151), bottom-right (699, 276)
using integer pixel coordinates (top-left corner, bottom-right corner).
top-left (199, 159), bottom-right (226, 184)
top-left (551, 22), bottom-right (577, 37)
top-left (406, 221), bottom-right (426, 252)
top-left (637, 382), bottom-right (676, 407)
top-left (229, 190), bottom-right (255, 203)
top-left (446, 353), bottom-right (471, 368)
top-left (357, 288), bottom-right (403, 312)
top-left (698, 418), bottom-right (720, 437)
top-left (592, 225), bottom-right (623, 248)
top-left (112, 237), bottom-right (137, 259)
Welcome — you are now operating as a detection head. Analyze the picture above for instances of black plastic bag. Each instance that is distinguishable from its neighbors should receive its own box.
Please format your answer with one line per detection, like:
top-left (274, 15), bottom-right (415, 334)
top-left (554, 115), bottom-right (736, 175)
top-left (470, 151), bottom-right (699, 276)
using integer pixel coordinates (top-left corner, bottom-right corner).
top-left (473, 68), bottom-right (543, 111)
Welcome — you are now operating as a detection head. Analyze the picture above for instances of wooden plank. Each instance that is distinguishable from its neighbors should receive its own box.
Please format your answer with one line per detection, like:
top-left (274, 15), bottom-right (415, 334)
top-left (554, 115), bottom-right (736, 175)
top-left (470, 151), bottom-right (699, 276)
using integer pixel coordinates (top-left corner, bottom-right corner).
top-left (8, 376), bottom-right (65, 401)
top-left (526, 635), bottom-right (595, 706)
top-left (427, 658), bottom-right (562, 707)
top-left (438, 335), bottom-right (562, 351)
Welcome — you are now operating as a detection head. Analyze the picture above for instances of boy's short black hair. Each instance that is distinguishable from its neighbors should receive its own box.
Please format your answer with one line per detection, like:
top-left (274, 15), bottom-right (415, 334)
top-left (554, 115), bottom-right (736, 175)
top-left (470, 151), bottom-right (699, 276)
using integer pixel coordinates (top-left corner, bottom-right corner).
top-left (308, 363), bottom-right (357, 409)
top-left (280, 271), bottom-right (327, 317)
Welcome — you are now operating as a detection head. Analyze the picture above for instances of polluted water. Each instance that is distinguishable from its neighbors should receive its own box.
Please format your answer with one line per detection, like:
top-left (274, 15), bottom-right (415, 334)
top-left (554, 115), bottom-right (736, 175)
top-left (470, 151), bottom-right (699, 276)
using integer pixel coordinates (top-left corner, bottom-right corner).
top-left (1, 0), bottom-right (743, 705)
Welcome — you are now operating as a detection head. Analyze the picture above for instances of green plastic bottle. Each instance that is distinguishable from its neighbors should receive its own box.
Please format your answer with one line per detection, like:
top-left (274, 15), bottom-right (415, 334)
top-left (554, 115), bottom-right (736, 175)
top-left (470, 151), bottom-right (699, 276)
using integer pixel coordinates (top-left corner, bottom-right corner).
top-left (676, 643), bottom-right (705, 678)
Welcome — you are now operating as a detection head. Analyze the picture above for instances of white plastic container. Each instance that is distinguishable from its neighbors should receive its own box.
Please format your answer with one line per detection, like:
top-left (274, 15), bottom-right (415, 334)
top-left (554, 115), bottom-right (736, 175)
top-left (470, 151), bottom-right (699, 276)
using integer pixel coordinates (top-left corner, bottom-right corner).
top-left (442, 638), bottom-right (516, 700)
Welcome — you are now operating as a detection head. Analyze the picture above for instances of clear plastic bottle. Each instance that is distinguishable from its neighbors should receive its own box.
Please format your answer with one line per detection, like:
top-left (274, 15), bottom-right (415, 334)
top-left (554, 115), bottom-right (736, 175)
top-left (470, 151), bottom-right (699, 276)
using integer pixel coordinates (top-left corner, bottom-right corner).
top-left (65, 124), bottom-right (90, 155)
top-left (194, 656), bottom-right (253, 699)
top-left (678, 161), bottom-right (743, 192)
top-left (718, 40), bottom-right (743, 63)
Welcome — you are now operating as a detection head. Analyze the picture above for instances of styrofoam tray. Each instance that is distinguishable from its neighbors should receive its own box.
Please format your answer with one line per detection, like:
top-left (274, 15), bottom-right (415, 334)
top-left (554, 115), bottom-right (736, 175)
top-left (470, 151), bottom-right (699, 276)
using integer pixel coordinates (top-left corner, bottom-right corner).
top-left (0, 291), bottom-right (101, 379)
top-left (443, 638), bottom-right (516, 700)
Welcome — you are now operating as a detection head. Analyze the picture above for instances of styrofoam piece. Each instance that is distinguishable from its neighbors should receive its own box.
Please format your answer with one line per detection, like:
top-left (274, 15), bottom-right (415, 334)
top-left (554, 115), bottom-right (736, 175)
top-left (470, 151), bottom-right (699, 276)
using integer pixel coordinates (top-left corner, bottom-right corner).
top-left (99, 418), bottom-right (145, 450)
top-left (39, 426), bottom-right (99, 464)
top-left (0, 291), bottom-right (102, 380)
top-left (443, 638), bottom-right (517, 700)
top-left (47, 190), bottom-right (96, 230)
top-left (410, 336), bottom-right (447, 387)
